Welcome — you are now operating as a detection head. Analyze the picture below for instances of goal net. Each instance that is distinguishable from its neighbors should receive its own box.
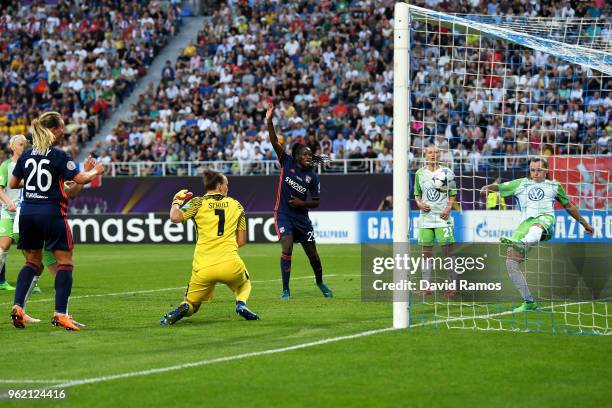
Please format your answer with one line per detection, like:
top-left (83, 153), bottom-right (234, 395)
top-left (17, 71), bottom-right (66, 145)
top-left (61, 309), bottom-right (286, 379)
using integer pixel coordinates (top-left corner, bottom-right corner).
top-left (392, 3), bottom-right (611, 334)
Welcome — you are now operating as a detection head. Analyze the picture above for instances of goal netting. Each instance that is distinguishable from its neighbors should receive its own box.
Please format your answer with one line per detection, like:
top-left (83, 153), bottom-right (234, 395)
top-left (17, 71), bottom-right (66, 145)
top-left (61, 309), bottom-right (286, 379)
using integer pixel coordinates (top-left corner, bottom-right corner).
top-left (392, 3), bottom-right (611, 334)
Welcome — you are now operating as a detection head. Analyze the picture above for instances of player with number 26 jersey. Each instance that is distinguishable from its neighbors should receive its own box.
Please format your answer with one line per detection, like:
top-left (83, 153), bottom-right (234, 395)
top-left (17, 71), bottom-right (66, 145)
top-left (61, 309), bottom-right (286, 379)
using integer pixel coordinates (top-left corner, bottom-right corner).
top-left (12, 147), bottom-right (79, 251)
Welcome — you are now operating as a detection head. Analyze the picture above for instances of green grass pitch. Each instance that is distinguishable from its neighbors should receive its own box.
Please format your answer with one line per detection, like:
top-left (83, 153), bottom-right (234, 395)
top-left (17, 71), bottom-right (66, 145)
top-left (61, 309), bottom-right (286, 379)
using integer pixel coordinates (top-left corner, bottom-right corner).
top-left (0, 244), bottom-right (610, 407)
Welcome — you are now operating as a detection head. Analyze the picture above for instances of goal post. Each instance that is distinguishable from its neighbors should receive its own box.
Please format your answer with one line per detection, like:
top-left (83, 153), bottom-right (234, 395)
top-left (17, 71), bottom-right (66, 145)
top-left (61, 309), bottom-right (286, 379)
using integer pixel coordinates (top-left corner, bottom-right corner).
top-left (392, 2), bottom-right (411, 329)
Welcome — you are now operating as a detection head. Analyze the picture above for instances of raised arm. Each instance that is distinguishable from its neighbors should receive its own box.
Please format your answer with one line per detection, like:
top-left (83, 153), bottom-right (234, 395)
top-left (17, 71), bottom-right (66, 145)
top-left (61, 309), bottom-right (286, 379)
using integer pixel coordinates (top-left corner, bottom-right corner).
top-left (65, 156), bottom-right (97, 198)
top-left (266, 101), bottom-right (285, 160)
top-left (73, 161), bottom-right (105, 185)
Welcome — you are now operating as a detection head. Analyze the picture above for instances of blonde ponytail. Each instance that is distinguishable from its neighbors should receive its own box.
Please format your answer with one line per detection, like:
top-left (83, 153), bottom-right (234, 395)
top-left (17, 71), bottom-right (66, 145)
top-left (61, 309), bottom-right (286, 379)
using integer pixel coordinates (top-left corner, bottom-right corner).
top-left (30, 111), bottom-right (63, 154)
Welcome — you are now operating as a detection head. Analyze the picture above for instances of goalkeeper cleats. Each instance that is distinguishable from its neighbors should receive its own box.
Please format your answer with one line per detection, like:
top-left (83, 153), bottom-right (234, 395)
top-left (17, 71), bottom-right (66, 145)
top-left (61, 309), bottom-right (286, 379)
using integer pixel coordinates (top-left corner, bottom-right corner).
top-left (236, 301), bottom-right (259, 320)
top-left (11, 305), bottom-right (26, 329)
top-left (160, 303), bottom-right (190, 326)
top-left (172, 189), bottom-right (193, 207)
top-left (280, 289), bottom-right (291, 300)
top-left (51, 312), bottom-right (81, 331)
top-left (0, 281), bottom-right (15, 291)
top-left (513, 301), bottom-right (539, 313)
top-left (317, 282), bottom-right (333, 298)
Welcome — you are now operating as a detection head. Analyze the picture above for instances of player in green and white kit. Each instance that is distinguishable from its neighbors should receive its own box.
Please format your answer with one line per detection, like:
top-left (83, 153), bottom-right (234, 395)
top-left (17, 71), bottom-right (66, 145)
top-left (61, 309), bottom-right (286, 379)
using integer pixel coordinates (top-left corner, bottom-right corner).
top-left (0, 135), bottom-right (27, 291)
top-left (481, 157), bottom-right (594, 312)
top-left (414, 146), bottom-right (458, 295)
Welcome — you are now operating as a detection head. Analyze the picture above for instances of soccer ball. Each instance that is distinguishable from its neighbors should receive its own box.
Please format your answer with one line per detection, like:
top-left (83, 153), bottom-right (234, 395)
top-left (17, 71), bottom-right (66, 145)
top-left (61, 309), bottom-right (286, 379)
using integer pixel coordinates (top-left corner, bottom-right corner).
top-left (432, 167), bottom-right (455, 191)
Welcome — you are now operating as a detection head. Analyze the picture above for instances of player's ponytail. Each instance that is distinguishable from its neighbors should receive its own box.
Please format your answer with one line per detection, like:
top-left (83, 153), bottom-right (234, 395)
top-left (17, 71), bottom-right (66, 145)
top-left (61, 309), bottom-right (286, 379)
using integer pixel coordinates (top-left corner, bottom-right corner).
top-left (30, 111), bottom-right (63, 153)
top-left (203, 169), bottom-right (226, 191)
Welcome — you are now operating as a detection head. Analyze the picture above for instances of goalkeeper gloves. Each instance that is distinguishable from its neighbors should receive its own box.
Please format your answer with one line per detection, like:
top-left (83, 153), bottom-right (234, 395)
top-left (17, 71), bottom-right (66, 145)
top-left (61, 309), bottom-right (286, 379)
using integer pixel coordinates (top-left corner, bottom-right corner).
top-left (172, 189), bottom-right (193, 207)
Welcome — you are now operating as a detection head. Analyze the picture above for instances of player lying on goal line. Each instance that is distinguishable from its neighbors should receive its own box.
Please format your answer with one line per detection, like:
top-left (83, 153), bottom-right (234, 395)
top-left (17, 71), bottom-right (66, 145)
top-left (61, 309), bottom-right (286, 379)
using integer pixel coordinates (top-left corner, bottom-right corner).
top-left (480, 157), bottom-right (594, 313)
top-left (160, 170), bottom-right (259, 325)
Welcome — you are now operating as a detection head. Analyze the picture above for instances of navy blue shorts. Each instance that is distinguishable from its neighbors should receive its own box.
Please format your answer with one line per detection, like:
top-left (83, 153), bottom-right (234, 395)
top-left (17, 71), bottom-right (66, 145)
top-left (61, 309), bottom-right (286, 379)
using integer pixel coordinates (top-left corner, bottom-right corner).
top-left (274, 213), bottom-right (315, 244)
top-left (17, 213), bottom-right (73, 252)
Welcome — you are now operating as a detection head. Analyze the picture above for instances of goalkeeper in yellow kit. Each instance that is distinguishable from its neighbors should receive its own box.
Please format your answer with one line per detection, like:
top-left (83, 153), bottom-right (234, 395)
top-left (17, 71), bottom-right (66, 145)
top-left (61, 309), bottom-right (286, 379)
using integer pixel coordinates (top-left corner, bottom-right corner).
top-left (160, 170), bottom-right (259, 325)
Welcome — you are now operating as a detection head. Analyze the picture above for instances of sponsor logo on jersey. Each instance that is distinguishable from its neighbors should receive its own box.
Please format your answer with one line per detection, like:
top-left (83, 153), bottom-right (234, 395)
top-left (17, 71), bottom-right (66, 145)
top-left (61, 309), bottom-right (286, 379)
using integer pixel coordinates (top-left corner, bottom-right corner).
top-left (426, 188), bottom-right (441, 201)
top-left (25, 192), bottom-right (49, 199)
top-left (67, 161), bottom-right (77, 171)
top-left (527, 187), bottom-right (545, 201)
top-left (284, 176), bottom-right (307, 194)
top-left (305, 175), bottom-right (312, 183)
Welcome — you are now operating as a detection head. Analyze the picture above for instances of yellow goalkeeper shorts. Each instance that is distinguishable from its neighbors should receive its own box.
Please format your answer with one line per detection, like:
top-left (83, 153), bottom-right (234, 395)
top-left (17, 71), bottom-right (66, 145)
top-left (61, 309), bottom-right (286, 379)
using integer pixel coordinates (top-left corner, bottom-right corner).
top-left (184, 258), bottom-right (251, 305)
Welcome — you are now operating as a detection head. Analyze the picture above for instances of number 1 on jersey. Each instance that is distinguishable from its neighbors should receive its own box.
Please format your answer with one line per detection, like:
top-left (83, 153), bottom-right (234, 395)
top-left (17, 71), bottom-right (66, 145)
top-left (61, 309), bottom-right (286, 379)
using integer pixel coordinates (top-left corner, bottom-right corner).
top-left (214, 209), bottom-right (225, 236)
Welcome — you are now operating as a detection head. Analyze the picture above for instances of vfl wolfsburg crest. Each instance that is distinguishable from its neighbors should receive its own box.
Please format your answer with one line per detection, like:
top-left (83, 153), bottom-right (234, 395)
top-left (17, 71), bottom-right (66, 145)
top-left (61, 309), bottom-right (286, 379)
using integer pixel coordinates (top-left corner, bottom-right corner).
top-left (527, 187), bottom-right (545, 201)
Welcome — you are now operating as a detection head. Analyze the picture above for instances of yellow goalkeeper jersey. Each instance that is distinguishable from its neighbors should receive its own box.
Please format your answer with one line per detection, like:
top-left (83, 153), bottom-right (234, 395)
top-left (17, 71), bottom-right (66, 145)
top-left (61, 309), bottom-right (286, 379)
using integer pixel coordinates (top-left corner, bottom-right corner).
top-left (180, 193), bottom-right (246, 270)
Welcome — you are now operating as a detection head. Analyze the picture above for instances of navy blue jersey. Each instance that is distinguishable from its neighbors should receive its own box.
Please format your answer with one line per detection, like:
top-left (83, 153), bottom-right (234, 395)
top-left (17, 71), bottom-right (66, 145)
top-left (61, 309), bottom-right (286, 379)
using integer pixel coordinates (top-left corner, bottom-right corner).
top-left (274, 152), bottom-right (320, 217)
top-left (12, 147), bottom-right (79, 216)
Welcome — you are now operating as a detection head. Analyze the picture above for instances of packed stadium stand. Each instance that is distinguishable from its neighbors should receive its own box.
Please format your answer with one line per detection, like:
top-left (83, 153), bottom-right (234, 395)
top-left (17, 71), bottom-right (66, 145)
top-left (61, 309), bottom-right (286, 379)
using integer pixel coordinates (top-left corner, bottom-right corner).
top-left (2, 1), bottom-right (610, 175)
top-left (0, 0), bottom-right (182, 161)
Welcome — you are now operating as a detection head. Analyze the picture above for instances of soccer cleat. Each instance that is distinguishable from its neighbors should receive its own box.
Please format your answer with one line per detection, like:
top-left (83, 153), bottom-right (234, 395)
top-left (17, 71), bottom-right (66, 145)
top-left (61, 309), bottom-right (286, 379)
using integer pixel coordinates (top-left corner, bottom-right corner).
top-left (160, 303), bottom-right (190, 326)
top-left (0, 281), bottom-right (15, 291)
top-left (32, 285), bottom-right (43, 294)
top-left (500, 237), bottom-right (526, 255)
top-left (11, 305), bottom-right (26, 329)
top-left (51, 313), bottom-right (81, 331)
top-left (24, 313), bottom-right (41, 324)
top-left (317, 282), bottom-right (333, 298)
top-left (236, 302), bottom-right (260, 320)
top-left (280, 289), bottom-right (291, 300)
top-left (513, 301), bottom-right (539, 313)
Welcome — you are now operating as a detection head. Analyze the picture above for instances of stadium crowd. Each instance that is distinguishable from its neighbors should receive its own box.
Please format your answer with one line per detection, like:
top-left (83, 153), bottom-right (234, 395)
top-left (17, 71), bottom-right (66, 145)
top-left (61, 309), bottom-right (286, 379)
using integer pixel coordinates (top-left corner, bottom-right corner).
top-left (0, 0), bottom-right (181, 161)
top-left (3, 1), bottom-right (609, 176)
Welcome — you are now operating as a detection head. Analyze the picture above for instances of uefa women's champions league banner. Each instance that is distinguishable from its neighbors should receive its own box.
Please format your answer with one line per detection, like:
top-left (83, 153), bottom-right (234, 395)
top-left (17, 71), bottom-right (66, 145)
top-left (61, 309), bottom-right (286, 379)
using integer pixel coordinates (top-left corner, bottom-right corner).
top-left (65, 210), bottom-right (611, 244)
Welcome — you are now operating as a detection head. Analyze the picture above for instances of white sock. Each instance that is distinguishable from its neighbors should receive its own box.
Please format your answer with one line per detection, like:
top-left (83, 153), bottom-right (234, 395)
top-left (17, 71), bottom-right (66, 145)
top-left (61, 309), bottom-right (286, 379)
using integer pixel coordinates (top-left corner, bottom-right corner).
top-left (422, 258), bottom-right (432, 285)
top-left (522, 226), bottom-right (543, 246)
top-left (506, 258), bottom-right (534, 302)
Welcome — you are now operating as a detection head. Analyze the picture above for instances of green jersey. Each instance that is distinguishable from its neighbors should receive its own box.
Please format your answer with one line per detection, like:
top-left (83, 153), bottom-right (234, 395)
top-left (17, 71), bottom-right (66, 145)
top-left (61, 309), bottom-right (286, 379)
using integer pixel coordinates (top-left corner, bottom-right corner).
top-left (0, 159), bottom-right (20, 220)
top-left (498, 178), bottom-right (570, 221)
top-left (414, 166), bottom-right (457, 228)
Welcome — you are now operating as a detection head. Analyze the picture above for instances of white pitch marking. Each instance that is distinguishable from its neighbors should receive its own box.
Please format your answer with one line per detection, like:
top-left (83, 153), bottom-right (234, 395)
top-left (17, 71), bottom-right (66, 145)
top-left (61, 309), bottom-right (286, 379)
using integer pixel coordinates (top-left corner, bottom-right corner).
top-left (0, 379), bottom-right (71, 384)
top-left (0, 327), bottom-right (397, 396)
